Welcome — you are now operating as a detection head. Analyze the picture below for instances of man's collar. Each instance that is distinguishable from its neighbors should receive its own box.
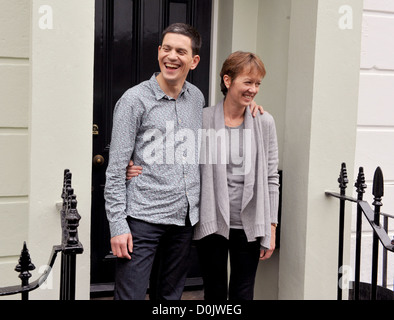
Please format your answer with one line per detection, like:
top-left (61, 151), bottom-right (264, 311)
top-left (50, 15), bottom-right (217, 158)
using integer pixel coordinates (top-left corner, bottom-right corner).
top-left (150, 73), bottom-right (189, 100)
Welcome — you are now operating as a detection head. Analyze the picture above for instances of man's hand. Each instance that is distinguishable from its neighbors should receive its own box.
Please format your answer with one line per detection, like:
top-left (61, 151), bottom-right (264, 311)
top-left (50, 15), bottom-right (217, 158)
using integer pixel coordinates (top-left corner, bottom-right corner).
top-left (249, 100), bottom-right (265, 117)
top-left (259, 224), bottom-right (276, 261)
top-left (126, 160), bottom-right (142, 180)
top-left (111, 233), bottom-right (133, 260)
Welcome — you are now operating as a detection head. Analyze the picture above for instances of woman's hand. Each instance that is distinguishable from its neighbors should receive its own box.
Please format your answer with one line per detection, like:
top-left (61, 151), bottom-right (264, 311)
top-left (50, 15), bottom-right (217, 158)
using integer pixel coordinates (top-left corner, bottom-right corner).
top-left (259, 224), bottom-right (276, 260)
top-left (126, 160), bottom-right (142, 180)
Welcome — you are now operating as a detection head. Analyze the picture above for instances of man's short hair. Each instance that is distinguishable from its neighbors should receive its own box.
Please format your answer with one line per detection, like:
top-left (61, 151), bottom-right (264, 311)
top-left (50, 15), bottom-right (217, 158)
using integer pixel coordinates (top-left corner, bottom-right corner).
top-left (162, 23), bottom-right (202, 56)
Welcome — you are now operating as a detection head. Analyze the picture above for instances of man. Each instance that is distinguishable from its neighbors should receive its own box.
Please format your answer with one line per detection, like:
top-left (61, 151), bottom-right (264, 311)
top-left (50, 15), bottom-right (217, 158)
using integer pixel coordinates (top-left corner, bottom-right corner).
top-left (104, 23), bottom-right (204, 300)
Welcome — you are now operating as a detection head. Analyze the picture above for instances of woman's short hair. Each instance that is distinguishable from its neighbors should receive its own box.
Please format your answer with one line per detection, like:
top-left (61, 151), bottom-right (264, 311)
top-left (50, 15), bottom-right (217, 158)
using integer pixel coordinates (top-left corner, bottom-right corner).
top-left (162, 23), bottom-right (202, 56)
top-left (220, 51), bottom-right (266, 96)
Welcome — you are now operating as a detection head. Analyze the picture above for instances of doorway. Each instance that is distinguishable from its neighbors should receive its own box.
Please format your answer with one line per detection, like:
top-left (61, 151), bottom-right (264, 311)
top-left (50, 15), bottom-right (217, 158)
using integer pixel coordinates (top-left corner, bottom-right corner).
top-left (91, 0), bottom-right (212, 293)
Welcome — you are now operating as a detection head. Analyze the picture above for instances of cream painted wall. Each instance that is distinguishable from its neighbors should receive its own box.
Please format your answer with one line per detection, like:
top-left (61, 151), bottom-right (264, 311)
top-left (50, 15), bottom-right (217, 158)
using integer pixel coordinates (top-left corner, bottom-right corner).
top-left (0, 0), bottom-right (30, 290)
top-left (0, 0), bottom-right (94, 300)
top-left (351, 0), bottom-right (394, 292)
top-left (27, 0), bottom-right (95, 300)
top-left (280, 0), bottom-right (363, 299)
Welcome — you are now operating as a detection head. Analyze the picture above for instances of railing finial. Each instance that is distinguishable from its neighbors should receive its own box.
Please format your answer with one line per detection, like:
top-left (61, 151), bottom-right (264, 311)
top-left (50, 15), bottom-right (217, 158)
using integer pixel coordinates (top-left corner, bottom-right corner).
top-left (355, 167), bottom-right (367, 200)
top-left (62, 169), bottom-right (71, 200)
top-left (373, 167), bottom-right (384, 202)
top-left (338, 163), bottom-right (349, 194)
top-left (65, 195), bottom-right (81, 247)
top-left (372, 167), bottom-right (384, 226)
top-left (15, 242), bottom-right (36, 285)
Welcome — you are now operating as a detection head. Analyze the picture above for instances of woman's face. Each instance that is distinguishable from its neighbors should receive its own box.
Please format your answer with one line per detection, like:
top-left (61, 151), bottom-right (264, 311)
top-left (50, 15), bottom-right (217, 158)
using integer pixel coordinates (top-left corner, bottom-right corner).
top-left (224, 68), bottom-right (262, 107)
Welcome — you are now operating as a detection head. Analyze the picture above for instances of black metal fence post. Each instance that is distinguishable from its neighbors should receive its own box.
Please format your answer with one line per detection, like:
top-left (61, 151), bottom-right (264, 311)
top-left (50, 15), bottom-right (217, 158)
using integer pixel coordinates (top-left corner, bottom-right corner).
top-left (337, 163), bottom-right (348, 300)
top-left (354, 167), bottom-right (367, 300)
top-left (59, 169), bottom-right (83, 300)
top-left (371, 167), bottom-right (384, 300)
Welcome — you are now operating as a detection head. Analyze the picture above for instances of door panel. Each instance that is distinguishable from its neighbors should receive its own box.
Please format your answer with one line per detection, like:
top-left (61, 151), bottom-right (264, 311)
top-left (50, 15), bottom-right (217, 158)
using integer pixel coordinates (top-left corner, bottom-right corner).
top-left (91, 0), bottom-right (212, 290)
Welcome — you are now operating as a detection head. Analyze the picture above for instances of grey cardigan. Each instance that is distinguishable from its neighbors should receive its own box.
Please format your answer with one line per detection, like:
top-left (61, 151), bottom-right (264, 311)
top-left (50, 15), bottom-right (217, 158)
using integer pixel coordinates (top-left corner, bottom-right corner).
top-left (193, 100), bottom-right (280, 250)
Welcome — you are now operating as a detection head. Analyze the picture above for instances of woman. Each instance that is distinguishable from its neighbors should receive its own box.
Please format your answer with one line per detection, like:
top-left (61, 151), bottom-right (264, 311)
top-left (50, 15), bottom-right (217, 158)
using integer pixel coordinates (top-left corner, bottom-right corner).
top-left (194, 51), bottom-right (279, 300)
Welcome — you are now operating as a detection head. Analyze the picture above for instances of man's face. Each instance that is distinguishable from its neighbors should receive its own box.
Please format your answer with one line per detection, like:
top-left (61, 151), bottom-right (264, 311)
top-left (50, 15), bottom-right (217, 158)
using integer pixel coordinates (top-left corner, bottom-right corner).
top-left (158, 33), bottom-right (200, 87)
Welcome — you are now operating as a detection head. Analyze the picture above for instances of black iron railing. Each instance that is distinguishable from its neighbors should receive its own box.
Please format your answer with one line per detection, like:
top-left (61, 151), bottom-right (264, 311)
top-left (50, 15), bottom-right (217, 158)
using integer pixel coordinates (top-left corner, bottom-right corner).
top-left (0, 169), bottom-right (83, 300)
top-left (326, 163), bottom-right (394, 300)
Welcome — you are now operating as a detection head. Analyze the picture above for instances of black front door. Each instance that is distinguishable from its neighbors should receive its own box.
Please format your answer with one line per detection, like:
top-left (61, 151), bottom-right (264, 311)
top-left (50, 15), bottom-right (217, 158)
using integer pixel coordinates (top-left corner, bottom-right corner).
top-left (91, 0), bottom-right (212, 292)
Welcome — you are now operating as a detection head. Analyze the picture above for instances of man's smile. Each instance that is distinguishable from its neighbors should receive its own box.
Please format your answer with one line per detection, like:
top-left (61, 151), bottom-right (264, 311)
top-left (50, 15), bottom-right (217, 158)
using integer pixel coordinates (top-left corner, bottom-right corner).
top-left (165, 63), bottom-right (180, 70)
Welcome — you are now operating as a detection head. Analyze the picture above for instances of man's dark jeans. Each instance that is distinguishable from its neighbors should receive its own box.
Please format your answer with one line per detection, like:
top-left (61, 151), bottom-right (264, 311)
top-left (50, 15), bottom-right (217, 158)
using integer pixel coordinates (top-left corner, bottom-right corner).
top-left (114, 217), bottom-right (193, 300)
